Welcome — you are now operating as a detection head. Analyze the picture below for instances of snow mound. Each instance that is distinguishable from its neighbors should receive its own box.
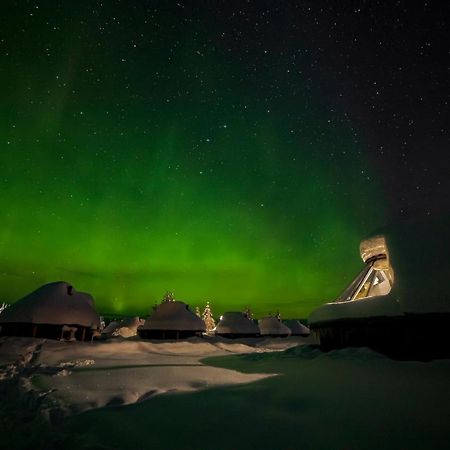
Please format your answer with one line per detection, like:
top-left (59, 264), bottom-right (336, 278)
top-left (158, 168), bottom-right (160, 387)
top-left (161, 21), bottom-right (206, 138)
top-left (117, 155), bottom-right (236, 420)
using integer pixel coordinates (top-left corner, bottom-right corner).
top-left (102, 316), bottom-right (145, 338)
top-left (0, 336), bottom-right (300, 418)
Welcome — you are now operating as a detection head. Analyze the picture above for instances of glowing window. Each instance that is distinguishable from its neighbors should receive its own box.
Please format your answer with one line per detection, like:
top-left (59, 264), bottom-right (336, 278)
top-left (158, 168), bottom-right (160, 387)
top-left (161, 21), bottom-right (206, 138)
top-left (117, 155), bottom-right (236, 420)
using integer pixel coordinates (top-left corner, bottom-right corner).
top-left (335, 257), bottom-right (393, 303)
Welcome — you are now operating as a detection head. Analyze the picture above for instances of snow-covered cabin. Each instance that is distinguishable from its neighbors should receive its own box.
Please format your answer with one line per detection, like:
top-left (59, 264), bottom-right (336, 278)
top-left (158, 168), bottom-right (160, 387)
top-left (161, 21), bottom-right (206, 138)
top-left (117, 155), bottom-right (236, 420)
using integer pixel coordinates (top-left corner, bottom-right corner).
top-left (138, 301), bottom-right (205, 339)
top-left (284, 320), bottom-right (310, 337)
top-left (214, 312), bottom-right (260, 338)
top-left (258, 317), bottom-right (291, 337)
top-left (308, 219), bottom-right (450, 358)
top-left (0, 281), bottom-right (101, 341)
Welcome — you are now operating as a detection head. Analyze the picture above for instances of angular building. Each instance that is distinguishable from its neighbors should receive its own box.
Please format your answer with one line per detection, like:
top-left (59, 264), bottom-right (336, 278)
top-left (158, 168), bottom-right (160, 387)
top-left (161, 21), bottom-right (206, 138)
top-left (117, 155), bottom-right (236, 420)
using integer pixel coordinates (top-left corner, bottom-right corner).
top-left (308, 219), bottom-right (450, 358)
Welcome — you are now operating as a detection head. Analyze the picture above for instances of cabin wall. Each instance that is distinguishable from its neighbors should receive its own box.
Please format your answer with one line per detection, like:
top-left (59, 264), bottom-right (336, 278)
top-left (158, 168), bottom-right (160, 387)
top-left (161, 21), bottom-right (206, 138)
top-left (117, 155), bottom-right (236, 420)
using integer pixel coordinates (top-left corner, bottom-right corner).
top-left (259, 333), bottom-right (290, 338)
top-left (215, 333), bottom-right (260, 338)
top-left (312, 313), bottom-right (450, 360)
top-left (138, 329), bottom-right (202, 340)
top-left (0, 322), bottom-right (94, 341)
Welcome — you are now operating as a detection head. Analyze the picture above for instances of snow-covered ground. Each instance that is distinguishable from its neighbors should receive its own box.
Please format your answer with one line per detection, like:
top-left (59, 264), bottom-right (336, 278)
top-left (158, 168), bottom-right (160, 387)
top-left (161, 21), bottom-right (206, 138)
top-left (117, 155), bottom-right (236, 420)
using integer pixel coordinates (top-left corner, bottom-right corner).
top-left (1, 335), bottom-right (449, 450)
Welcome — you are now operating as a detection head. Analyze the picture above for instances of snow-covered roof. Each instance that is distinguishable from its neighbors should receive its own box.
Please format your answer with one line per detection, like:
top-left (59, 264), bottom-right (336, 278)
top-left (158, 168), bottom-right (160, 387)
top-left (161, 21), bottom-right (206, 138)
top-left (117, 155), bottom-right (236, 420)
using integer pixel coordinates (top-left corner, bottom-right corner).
top-left (215, 312), bottom-right (260, 335)
top-left (359, 235), bottom-right (388, 263)
top-left (140, 301), bottom-right (206, 331)
top-left (0, 281), bottom-right (101, 328)
top-left (258, 317), bottom-right (291, 336)
top-left (284, 320), bottom-right (310, 336)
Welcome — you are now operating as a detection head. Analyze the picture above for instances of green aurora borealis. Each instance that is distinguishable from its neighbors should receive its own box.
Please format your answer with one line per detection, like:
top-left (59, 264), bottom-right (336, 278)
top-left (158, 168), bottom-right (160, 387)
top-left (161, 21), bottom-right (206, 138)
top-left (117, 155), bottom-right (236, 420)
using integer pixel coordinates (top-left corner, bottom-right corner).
top-left (0, 2), bottom-right (386, 317)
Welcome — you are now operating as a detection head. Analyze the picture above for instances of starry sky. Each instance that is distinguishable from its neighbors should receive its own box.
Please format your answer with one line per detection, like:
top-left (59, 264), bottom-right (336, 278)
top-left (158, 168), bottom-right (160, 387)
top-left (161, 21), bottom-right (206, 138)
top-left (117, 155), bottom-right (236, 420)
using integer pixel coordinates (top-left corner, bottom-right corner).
top-left (0, 1), bottom-right (448, 317)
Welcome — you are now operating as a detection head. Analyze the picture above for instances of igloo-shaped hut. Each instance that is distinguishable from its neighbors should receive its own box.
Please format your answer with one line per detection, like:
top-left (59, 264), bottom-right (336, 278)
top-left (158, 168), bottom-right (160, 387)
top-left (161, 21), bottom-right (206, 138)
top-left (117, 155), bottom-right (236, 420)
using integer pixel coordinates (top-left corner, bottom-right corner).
top-left (0, 281), bottom-right (101, 341)
top-left (308, 218), bottom-right (450, 358)
top-left (258, 317), bottom-right (291, 337)
top-left (138, 301), bottom-right (205, 339)
top-left (284, 320), bottom-right (310, 337)
top-left (214, 312), bottom-right (260, 338)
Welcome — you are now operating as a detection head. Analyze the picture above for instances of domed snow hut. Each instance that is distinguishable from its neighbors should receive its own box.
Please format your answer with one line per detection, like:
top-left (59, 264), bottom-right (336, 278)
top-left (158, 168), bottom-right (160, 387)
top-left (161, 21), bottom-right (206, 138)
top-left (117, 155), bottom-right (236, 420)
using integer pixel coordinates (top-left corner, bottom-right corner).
top-left (214, 312), bottom-right (260, 338)
top-left (284, 320), bottom-right (310, 337)
top-left (138, 301), bottom-right (205, 339)
top-left (258, 317), bottom-right (291, 337)
top-left (0, 281), bottom-right (101, 341)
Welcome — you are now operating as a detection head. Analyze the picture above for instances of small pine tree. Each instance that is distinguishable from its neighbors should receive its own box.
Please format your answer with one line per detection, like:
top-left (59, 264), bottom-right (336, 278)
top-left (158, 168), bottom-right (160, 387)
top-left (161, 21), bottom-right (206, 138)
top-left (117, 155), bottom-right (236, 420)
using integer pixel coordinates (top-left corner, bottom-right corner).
top-left (243, 306), bottom-right (253, 320)
top-left (162, 291), bottom-right (174, 303)
top-left (195, 306), bottom-right (201, 318)
top-left (202, 301), bottom-right (216, 332)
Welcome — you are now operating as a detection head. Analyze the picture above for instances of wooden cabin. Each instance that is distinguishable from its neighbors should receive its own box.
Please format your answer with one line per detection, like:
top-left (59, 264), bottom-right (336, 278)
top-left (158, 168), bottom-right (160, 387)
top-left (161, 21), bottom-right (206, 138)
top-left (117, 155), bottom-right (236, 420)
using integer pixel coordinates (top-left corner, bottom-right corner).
top-left (214, 312), bottom-right (260, 338)
top-left (0, 281), bottom-right (101, 342)
top-left (138, 301), bottom-right (205, 340)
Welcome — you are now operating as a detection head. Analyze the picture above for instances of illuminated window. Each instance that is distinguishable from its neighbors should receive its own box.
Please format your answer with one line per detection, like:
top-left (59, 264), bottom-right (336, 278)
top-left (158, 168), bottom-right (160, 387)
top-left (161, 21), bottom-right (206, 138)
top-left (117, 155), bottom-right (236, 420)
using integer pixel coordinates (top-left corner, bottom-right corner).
top-left (335, 256), bottom-right (393, 303)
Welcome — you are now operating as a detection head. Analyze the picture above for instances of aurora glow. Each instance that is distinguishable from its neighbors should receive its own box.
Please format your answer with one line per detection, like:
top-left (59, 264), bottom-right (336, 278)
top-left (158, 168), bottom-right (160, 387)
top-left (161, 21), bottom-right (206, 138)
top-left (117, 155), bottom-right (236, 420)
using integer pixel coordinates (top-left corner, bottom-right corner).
top-left (0, 2), bottom-right (393, 317)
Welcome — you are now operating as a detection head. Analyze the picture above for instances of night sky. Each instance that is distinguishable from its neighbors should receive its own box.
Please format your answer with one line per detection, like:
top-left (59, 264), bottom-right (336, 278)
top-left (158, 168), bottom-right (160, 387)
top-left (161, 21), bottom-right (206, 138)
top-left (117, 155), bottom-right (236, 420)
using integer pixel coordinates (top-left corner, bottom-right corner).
top-left (0, 1), bottom-right (448, 317)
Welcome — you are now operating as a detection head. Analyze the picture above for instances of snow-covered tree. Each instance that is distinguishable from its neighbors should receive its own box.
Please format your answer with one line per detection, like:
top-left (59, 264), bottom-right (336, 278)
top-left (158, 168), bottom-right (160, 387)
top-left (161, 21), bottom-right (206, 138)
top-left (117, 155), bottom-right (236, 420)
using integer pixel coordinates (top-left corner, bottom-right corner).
top-left (0, 302), bottom-right (9, 314)
top-left (243, 306), bottom-right (253, 320)
top-left (162, 291), bottom-right (174, 303)
top-left (195, 306), bottom-right (201, 318)
top-left (202, 301), bottom-right (216, 332)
